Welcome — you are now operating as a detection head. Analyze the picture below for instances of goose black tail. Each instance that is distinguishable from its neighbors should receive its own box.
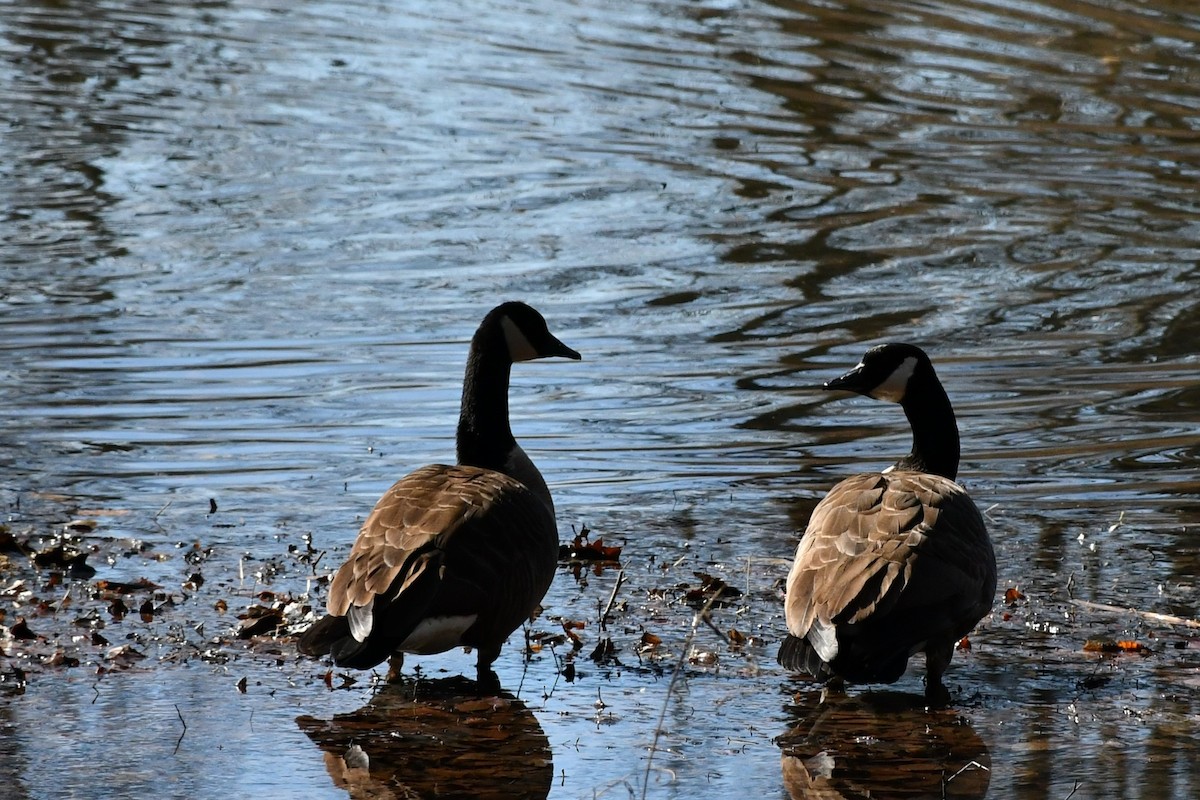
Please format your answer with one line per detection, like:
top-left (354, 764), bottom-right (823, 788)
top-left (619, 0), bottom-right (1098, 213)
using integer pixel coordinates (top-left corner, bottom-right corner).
top-left (296, 614), bottom-right (348, 658)
top-left (777, 634), bottom-right (835, 682)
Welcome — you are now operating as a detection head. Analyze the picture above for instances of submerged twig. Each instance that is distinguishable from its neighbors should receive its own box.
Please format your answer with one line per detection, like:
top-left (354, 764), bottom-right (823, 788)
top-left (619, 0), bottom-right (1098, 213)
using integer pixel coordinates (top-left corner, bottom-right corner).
top-left (947, 759), bottom-right (990, 782)
top-left (641, 591), bottom-right (720, 800)
top-left (173, 704), bottom-right (188, 754)
top-left (599, 570), bottom-right (625, 630)
top-left (1067, 599), bottom-right (1200, 629)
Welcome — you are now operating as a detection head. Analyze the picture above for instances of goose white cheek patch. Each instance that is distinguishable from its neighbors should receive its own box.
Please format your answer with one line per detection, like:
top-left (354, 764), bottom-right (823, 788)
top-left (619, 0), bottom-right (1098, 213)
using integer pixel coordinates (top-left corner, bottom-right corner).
top-left (501, 316), bottom-right (540, 362)
top-left (871, 356), bottom-right (917, 403)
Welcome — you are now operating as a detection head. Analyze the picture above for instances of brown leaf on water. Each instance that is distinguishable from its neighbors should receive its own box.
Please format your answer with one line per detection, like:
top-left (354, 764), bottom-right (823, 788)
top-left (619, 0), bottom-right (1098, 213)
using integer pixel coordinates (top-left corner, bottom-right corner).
top-left (0, 531), bottom-right (34, 556)
top-left (91, 631), bottom-right (109, 646)
top-left (65, 519), bottom-right (98, 533)
top-left (106, 645), bottom-right (146, 667)
top-left (139, 599), bottom-right (155, 622)
top-left (559, 530), bottom-right (622, 563)
top-left (1084, 638), bottom-right (1152, 655)
top-left (214, 598), bottom-right (228, 614)
top-left (11, 619), bottom-right (40, 640)
top-left (108, 598), bottom-right (128, 621)
top-left (685, 571), bottom-right (742, 607)
top-left (43, 651), bottom-right (81, 668)
top-left (561, 619), bottom-right (586, 648)
top-left (1004, 587), bottom-right (1026, 605)
top-left (33, 546), bottom-right (95, 578)
top-left (236, 607), bottom-right (284, 639)
top-left (589, 636), bottom-right (617, 663)
top-left (236, 676), bottom-right (248, 694)
top-left (636, 631), bottom-right (662, 654)
top-left (956, 635), bottom-right (971, 651)
top-left (728, 628), bottom-right (747, 645)
top-left (95, 578), bottom-right (161, 595)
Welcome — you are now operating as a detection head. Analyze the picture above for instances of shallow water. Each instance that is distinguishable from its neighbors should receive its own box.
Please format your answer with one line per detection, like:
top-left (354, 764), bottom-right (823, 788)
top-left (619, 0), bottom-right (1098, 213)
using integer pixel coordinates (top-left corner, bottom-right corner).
top-left (2, 0), bottom-right (1199, 797)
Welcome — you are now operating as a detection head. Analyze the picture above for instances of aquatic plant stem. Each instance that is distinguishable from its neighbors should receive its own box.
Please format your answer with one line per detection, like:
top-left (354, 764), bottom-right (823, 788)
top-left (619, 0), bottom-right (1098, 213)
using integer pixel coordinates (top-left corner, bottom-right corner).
top-left (641, 591), bottom-right (721, 800)
top-left (599, 570), bottom-right (625, 630)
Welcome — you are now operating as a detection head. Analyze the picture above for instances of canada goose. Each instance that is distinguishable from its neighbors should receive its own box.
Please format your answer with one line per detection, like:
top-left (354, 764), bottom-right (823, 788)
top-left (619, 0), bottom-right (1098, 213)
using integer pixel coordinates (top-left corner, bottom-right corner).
top-left (778, 343), bottom-right (996, 704)
top-left (297, 302), bottom-right (580, 684)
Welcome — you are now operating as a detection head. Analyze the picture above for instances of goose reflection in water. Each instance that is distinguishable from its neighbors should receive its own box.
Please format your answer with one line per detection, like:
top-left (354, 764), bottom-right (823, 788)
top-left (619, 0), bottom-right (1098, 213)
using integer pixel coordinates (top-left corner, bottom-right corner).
top-left (778, 690), bottom-right (991, 800)
top-left (297, 675), bottom-right (551, 800)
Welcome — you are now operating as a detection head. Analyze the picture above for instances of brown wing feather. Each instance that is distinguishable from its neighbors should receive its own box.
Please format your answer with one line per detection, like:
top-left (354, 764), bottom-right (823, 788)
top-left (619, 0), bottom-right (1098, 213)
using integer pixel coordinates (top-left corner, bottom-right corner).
top-left (328, 464), bottom-right (532, 616)
top-left (785, 471), bottom-right (993, 638)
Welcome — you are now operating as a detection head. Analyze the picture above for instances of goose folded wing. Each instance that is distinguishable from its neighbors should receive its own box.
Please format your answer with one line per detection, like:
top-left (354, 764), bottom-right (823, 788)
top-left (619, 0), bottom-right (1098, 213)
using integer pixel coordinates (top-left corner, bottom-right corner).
top-left (786, 472), bottom-right (989, 636)
top-left (327, 464), bottom-right (553, 636)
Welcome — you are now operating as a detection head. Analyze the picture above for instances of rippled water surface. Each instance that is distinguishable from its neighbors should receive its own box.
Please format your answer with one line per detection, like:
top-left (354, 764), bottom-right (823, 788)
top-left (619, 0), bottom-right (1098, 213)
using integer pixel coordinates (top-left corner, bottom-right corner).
top-left (2, 0), bottom-right (1199, 797)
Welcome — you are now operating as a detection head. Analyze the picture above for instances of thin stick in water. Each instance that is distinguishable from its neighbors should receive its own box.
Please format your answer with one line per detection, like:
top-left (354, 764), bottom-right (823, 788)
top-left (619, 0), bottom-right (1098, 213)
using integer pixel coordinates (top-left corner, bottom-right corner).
top-left (1067, 598), bottom-right (1200, 629)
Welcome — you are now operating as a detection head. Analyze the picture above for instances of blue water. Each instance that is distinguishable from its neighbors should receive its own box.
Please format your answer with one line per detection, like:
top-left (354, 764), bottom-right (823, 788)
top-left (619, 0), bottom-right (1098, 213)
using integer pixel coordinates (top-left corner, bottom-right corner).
top-left (2, 0), bottom-right (1199, 797)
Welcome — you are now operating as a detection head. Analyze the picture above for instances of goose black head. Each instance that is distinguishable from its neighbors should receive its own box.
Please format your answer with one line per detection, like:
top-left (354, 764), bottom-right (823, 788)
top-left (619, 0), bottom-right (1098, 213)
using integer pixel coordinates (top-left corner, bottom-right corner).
top-left (824, 343), bottom-right (932, 404)
top-left (487, 301), bottom-right (581, 363)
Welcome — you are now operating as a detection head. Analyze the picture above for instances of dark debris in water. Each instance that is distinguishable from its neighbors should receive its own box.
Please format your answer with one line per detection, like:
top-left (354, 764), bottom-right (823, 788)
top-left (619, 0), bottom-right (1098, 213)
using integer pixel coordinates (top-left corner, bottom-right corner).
top-left (0, 507), bottom-right (325, 683)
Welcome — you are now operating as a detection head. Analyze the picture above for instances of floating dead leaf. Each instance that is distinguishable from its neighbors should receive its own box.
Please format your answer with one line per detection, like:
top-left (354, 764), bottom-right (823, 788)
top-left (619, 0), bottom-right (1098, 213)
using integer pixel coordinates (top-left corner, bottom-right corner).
top-left (685, 572), bottom-right (742, 607)
top-left (33, 546), bottom-right (95, 578)
top-left (1083, 639), bottom-right (1152, 655)
top-left (43, 651), bottom-right (81, 668)
top-left (559, 529), bottom-right (622, 563)
top-left (589, 636), bottom-right (617, 663)
top-left (1004, 587), bottom-right (1026, 605)
top-left (236, 676), bottom-right (248, 694)
top-left (108, 598), bottom-right (128, 621)
top-left (65, 519), bottom-right (98, 533)
top-left (106, 644), bottom-right (146, 666)
top-left (139, 599), bottom-right (155, 622)
top-left (96, 578), bottom-right (162, 595)
top-left (636, 631), bottom-right (662, 654)
top-left (236, 607), bottom-right (285, 638)
top-left (183, 572), bottom-right (204, 590)
top-left (214, 598), bottom-right (228, 614)
top-left (0, 531), bottom-right (34, 556)
top-left (728, 628), bottom-right (747, 646)
top-left (91, 631), bottom-right (109, 646)
top-left (561, 619), bottom-right (586, 647)
top-left (11, 619), bottom-right (40, 640)
top-left (956, 635), bottom-right (971, 651)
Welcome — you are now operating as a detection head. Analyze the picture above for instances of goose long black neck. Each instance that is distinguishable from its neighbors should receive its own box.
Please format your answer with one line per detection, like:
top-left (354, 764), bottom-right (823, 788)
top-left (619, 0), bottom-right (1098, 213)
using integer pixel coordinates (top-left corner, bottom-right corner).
top-left (896, 371), bottom-right (960, 481)
top-left (455, 332), bottom-right (516, 474)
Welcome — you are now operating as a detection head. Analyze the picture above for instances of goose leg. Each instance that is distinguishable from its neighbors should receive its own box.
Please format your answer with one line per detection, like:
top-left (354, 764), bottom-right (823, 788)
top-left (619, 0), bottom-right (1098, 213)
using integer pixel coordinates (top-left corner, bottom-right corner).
top-left (924, 642), bottom-right (953, 706)
top-left (475, 645), bottom-right (502, 692)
